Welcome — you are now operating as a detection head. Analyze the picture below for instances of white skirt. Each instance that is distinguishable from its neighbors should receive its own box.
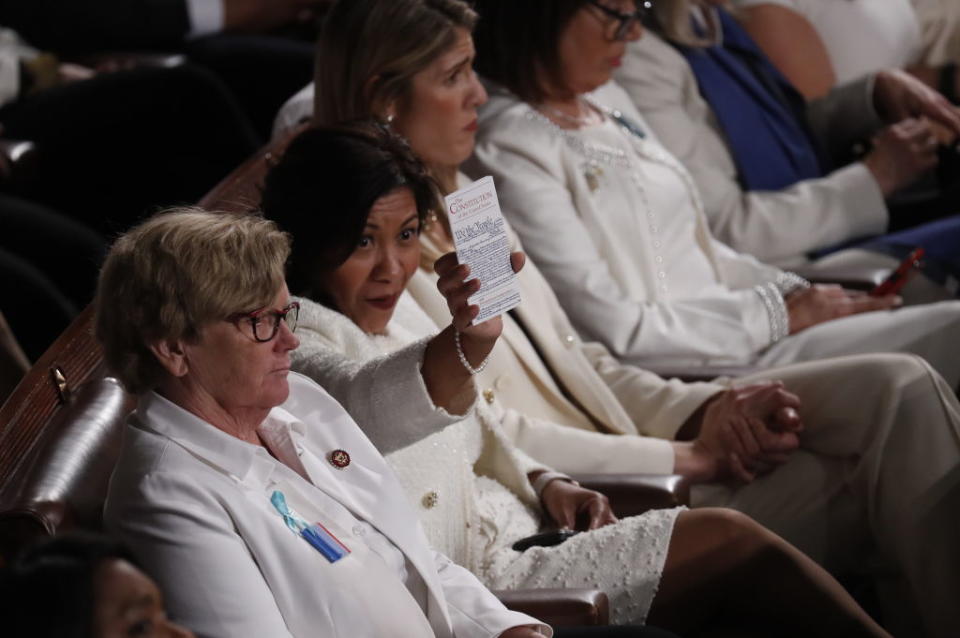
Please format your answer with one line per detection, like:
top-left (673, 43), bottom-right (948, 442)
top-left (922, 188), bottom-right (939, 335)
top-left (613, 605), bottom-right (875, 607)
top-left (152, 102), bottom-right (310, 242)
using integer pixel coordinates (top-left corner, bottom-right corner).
top-left (471, 475), bottom-right (682, 625)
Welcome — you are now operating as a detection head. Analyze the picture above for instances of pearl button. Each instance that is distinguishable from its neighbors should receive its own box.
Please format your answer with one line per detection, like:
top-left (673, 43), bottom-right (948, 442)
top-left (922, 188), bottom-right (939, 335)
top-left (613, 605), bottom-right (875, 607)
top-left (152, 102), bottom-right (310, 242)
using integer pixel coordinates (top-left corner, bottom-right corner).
top-left (352, 524), bottom-right (366, 536)
top-left (564, 334), bottom-right (575, 345)
top-left (483, 389), bottom-right (495, 404)
top-left (422, 491), bottom-right (439, 509)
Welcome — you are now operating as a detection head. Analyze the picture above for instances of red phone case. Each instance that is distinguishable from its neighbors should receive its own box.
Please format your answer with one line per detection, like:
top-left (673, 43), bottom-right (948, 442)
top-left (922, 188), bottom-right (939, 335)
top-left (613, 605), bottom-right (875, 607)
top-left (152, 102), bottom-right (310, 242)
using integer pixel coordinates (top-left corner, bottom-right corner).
top-left (869, 247), bottom-right (924, 297)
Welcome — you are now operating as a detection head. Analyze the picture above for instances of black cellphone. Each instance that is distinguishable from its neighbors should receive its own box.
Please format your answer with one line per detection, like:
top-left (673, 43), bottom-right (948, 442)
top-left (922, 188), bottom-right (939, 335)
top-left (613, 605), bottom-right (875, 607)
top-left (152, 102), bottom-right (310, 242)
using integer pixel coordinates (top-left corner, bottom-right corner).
top-left (511, 529), bottom-right (580, 552)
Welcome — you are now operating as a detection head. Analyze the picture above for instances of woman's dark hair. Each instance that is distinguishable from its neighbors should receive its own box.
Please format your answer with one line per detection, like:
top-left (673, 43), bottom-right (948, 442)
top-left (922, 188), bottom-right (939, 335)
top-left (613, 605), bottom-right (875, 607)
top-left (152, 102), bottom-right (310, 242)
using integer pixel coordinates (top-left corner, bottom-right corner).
top-left (0, 533), bottom-right (139, 638)
top-left (260, 122), bottom-right (441, 300)
top-left (473, 0), bottom-right (587, 103)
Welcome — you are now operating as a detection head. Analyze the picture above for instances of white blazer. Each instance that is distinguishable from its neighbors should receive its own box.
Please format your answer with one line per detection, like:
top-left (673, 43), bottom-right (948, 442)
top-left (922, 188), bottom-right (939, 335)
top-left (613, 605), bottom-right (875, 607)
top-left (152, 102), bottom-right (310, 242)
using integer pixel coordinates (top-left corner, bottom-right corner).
top-left (105, 373), bottom-right (544, 638)
top-left (467, 82), bottom-right (794, 367)
top-left (412, 227), bottom-right (724, 474)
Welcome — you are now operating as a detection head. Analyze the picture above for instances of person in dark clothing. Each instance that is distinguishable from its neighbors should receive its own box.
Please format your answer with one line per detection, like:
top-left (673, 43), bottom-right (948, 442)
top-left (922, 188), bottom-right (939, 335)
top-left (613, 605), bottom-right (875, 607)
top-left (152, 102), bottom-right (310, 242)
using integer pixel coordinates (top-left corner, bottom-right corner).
top-left (1, 63), bottom-right (260, 235)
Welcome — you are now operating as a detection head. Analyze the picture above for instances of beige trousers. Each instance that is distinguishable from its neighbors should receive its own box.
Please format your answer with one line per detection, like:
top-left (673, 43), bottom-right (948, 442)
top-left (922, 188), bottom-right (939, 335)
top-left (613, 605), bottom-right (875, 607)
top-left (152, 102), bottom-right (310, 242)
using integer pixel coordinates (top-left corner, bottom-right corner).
top-left (756, 301), bottom-right (960, 390)
top-left (912, 0), bottom-right (960, 66)
top-left (694, 353), bottom-right (960, 638)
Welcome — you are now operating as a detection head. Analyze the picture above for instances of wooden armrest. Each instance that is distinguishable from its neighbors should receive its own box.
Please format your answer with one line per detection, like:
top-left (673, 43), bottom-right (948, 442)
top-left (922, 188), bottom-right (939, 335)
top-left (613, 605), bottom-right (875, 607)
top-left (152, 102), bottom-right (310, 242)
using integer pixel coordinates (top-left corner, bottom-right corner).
top-left (573, 473), bottom-right (689, 516)
top-left (791, 264), bottom-right (888, 292)
top-left (495, 588), bottom-right (609, 626)
top-left (644, 364), bottom-right (758, 383)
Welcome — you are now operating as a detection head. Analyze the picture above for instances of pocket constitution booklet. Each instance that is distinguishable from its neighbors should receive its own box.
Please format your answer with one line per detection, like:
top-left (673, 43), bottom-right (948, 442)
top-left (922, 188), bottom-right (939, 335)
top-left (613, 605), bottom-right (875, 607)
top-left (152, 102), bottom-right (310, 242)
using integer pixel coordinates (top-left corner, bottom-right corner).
top-left (444, 176), bottom-right (521, 325)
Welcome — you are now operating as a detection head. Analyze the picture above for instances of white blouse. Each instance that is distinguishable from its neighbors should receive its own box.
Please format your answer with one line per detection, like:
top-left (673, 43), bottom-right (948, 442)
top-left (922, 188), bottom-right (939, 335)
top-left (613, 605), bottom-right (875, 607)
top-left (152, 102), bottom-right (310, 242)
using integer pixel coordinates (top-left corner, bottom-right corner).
top-left (467, 82), bottom-right (796, 368)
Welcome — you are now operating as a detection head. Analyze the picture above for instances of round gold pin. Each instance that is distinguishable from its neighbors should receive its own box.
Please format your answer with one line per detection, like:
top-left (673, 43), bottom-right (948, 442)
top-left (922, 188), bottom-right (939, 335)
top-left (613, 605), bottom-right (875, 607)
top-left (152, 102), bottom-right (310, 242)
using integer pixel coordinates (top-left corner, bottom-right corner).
top-left (329, 449), bottom-right (351, 469)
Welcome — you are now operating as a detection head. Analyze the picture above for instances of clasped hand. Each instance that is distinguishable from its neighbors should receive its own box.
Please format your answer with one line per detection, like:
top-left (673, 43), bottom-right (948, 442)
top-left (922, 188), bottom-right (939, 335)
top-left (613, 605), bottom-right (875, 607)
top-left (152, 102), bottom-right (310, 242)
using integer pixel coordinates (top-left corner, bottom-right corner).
top-left (873, 69), bottom-right (960, 140)
top-left (866, 70), bottom-right (960, 194)
top-left (694, 382), bottom-right (804, 483)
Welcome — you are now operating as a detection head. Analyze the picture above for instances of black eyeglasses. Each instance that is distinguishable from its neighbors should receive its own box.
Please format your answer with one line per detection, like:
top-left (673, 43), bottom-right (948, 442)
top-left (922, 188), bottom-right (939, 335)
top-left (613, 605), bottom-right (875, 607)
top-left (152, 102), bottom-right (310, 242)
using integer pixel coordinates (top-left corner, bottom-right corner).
top-left (231, 301), bottom-right (300, 343)
top-left (587, 0), bottom-right (653, 41)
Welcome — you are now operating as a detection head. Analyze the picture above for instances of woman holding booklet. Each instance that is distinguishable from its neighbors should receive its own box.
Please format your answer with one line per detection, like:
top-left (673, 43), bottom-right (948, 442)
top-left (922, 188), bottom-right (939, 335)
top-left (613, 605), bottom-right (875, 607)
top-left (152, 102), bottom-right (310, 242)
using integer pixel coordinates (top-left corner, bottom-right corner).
top-left (261, 120), bottom-right (888, 636)
top-left (271, 1), bottom-right (960, 635)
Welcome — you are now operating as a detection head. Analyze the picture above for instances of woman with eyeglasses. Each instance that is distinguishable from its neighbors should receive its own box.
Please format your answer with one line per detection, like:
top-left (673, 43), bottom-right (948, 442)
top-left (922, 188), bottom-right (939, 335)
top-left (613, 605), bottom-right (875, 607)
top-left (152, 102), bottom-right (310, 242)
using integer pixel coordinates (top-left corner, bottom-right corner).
top-left (96, 207), bottom-right (558, 638)
top-left (614, 0), bottom-right (960, 300)
top-left (466, 0), bottom-right (960, 387)
top-left (262, 120), bottom-right (892, 637)
top-left (270, 1), bottom-right (960, 633)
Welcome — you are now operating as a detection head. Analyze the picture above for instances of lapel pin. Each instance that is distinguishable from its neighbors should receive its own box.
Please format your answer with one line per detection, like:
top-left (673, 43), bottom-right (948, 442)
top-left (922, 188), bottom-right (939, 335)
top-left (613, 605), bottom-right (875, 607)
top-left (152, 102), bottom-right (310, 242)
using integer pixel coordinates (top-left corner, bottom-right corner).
top-left (329, 449), bottom-right (351, 469)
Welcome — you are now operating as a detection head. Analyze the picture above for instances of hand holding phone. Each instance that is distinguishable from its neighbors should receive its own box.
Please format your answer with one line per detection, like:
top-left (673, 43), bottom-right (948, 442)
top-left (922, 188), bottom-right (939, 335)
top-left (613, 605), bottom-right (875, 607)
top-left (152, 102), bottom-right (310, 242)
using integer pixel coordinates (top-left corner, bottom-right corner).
top-left (870, 247), bottom-right (924, 297)
top-left (511, 529), bottom-right (579, 552)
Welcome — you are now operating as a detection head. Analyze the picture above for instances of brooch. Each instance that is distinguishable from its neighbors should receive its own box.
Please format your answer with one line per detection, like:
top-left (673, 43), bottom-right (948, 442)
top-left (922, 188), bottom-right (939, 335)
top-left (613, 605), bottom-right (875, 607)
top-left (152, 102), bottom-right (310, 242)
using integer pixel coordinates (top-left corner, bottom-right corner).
top-left (583, 162), bottom-right (604, 193)
top-left (329, 449), bottom-right (351, 469)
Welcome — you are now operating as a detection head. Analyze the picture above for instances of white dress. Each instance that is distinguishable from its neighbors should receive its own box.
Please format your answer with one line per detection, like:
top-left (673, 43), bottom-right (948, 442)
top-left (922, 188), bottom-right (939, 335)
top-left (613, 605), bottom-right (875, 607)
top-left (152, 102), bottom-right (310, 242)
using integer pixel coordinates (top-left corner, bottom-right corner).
top-left (293, 294), bottom-right (683, 625)
top-left (466, 82), bottom-right (960, 388)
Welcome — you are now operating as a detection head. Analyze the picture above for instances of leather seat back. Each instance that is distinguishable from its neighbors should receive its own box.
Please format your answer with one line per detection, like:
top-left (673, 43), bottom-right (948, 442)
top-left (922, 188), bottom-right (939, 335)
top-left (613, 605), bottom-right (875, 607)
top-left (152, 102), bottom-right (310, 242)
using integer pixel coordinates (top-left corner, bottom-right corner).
top-left (0, 136), bottom-right (289, 563)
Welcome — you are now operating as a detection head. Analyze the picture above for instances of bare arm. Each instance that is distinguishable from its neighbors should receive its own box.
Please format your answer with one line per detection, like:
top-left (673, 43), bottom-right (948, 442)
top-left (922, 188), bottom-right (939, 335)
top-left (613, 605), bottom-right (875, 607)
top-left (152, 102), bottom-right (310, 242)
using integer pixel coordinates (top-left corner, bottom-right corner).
top-left (737, 4), bottom-right (837, 99)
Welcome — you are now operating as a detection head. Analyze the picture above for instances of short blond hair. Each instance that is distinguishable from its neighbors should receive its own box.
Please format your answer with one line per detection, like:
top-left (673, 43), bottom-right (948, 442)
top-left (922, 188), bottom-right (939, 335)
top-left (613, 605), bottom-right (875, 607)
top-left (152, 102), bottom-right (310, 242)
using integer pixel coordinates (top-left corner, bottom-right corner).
top-left (94, 207), bottom-right (291, 393)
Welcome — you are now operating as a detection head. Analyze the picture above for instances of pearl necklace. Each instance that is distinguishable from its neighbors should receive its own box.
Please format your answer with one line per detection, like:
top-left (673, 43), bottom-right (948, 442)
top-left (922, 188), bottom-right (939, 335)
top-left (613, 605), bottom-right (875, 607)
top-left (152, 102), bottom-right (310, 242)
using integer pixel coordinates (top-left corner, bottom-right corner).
top-left (537, 97), bottom-right (602, 128)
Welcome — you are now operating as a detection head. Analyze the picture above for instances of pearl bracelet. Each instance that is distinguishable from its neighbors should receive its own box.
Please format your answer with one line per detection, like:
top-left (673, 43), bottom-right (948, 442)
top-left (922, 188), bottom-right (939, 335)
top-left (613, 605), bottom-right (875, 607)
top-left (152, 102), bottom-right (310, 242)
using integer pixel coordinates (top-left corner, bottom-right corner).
top-left (453, 328), bottom-right (490, 375)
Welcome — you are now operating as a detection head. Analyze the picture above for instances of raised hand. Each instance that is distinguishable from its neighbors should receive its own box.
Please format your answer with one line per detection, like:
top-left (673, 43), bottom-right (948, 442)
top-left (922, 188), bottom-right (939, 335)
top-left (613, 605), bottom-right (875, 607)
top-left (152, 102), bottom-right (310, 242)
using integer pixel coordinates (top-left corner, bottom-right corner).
top-left (433, 250), bottom-right (524, 347)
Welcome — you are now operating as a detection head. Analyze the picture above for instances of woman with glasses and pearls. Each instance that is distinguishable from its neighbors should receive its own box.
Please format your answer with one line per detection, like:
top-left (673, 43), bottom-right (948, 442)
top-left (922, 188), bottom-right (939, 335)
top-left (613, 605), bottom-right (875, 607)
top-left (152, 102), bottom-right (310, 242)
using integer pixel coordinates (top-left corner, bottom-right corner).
top-left (466, 0), bottom-right (960, 386)
top-left (97, 207), bottom-right (556, 638)
top-left (262, 121), bottom-right (890, 637)
top-left (271, 1), bottom-right (960, 633)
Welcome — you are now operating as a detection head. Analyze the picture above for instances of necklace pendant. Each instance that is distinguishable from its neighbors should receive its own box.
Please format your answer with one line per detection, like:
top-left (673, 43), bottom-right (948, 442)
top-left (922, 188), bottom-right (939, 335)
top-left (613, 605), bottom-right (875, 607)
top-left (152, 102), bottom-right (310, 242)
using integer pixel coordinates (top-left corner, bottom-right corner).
top-left (584, 163), bottom-right (604, 192)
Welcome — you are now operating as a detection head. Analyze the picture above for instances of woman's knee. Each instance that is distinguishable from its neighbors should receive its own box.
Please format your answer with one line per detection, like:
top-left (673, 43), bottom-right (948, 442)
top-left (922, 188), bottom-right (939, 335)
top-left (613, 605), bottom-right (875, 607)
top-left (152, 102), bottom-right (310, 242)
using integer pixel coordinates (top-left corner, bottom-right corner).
top-left (674, 508), bottom-right (777, 562)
